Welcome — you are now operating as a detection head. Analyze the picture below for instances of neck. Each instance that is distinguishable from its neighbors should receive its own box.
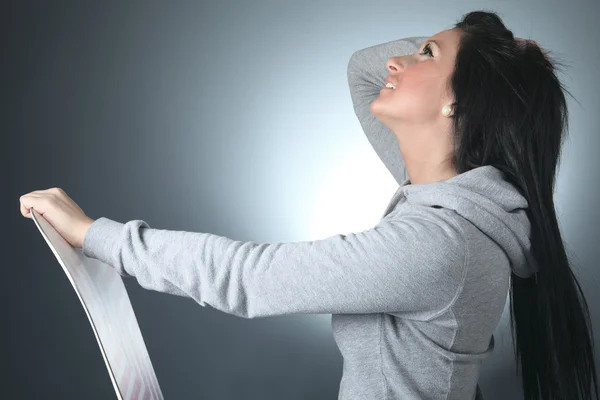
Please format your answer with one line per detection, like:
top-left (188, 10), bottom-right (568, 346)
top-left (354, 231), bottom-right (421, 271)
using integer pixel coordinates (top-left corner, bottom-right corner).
top-left (392, 121), bottom-right (457, 185)
top-left (404, 164), bottom-right (457, 185)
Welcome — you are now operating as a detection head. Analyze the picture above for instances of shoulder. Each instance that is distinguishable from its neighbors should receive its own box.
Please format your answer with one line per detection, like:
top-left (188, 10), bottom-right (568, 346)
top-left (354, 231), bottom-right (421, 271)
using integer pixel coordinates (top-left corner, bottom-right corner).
top-left (395, 204), bottom-right (511, 286)
top-left (385, 204), bottom-right (467, 250)
top-left (379, 205), bottom-right (468, 280)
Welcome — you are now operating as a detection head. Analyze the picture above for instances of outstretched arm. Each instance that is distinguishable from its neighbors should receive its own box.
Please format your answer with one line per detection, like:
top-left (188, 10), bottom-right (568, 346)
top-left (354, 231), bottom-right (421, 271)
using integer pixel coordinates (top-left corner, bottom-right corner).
top-left (347, 36), bottom-right (428, 186)
top-left (83, 214), bottom-right (465, 320)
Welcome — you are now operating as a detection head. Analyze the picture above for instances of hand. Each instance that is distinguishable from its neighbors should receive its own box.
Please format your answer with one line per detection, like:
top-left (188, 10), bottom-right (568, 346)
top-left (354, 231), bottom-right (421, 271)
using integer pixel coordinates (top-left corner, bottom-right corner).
top-left (20, 187), bottom-right (95, 248)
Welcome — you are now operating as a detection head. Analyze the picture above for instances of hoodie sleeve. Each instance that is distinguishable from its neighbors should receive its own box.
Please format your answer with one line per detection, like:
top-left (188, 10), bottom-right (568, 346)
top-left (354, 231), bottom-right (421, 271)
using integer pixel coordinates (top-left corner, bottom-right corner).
top-left (347, 36), bottom-right (429, 186)
top-left (82, 214), bottom-right (466, 320)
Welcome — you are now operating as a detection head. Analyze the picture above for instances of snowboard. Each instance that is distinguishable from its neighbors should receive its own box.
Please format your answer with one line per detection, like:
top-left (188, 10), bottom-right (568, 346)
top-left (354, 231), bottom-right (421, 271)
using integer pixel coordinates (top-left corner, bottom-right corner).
top-left (30, 208), bottom-right (164, 400)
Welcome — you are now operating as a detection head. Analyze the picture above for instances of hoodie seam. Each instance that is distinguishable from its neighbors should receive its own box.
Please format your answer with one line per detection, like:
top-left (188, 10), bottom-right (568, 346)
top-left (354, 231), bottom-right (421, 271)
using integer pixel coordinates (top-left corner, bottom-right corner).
top-left (426, 211), bottom-right (469, 321)
top-left (435, 213), bottom-right (468, 399)
top-left (444, 307), bottom-right (460, 400)
top-left (378, 313), bottom-right (389, 400)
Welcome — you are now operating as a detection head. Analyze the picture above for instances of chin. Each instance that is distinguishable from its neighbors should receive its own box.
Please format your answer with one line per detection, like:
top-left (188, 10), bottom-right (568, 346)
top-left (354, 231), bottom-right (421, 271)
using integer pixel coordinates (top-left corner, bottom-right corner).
top-left (371, 102), bottom-right (395, 120)
top-left (369, 98), bottom-right (385, 117)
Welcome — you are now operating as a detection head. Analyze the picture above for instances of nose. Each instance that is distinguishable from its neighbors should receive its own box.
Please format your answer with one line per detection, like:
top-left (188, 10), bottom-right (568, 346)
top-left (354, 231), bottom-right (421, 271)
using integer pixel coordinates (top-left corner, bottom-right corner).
top-left (386, 56), bottom-right (406, 73)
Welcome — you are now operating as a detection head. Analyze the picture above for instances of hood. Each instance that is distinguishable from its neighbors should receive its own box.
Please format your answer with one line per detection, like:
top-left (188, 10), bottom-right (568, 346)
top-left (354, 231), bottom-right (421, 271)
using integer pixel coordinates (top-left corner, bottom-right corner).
top-left (397, 165), bottom-right (539, 279)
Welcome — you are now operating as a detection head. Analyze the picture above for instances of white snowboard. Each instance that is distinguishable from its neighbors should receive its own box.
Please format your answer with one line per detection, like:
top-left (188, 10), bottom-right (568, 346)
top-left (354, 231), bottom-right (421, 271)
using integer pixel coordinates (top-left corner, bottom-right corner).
top-left (30, 208), bottom-right (164, 400)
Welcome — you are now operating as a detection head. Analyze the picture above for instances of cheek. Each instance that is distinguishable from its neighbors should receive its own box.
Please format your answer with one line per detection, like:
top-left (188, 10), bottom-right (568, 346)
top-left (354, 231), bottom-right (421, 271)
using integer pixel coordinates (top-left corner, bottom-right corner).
top-left (371, 67), bottom-right (447, 121)
top-left (393, 71), bottom-right (445, 110)
top-left (397, 69), bottom-right (441, 99)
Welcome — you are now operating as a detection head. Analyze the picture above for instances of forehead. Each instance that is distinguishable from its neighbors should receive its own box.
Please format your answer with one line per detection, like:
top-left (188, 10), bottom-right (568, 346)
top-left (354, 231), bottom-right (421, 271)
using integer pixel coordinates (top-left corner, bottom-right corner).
top-left (429, 28), bottom-right (458, 41)
top-left (423, 29), bottom-right (461, 52)
top-left (430, 29), bottom-right (458, 40)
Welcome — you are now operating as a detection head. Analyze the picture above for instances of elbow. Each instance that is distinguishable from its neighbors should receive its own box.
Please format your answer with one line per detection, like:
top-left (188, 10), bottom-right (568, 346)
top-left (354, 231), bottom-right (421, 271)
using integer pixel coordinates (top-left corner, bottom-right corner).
top-left (347, 51), bottom-right (361, 73)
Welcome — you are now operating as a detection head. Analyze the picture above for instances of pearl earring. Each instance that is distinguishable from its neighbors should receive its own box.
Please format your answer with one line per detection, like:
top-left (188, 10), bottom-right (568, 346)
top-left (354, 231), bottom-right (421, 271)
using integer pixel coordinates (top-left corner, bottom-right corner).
top-left (442, 105), bottom-right (452, 116)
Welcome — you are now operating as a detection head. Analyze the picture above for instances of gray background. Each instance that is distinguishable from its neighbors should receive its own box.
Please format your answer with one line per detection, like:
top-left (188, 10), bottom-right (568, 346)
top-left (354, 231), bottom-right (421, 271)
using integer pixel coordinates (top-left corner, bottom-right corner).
top-left (3, 1), bottom-right (599, 399)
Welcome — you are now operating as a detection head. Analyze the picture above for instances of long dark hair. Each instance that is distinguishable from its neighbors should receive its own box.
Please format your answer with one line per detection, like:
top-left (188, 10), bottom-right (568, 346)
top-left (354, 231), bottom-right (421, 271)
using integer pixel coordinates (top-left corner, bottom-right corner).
top-left (449, 10), bottom-right (598, 400)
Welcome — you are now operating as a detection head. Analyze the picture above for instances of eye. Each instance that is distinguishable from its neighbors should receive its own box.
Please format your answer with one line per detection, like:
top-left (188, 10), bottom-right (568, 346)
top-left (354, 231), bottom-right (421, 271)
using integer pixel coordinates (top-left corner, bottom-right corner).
top-left (419, 43), bottom-right (434, 57)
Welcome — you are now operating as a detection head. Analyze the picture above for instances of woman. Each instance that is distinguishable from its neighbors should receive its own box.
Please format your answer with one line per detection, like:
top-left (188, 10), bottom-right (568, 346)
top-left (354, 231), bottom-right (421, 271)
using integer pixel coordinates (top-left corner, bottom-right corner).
top-left (19, 10), bottom-right (598, 400)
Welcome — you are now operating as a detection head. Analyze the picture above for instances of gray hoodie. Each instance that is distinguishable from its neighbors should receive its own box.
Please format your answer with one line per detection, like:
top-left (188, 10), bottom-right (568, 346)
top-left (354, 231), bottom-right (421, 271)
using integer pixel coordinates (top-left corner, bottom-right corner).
top-left (83, 36), bottom-right (538, 400)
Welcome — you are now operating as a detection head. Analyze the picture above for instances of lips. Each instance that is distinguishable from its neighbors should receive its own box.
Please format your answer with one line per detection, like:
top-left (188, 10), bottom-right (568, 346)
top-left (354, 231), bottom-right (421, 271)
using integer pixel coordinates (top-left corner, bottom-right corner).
top-left (385, 76), bottom-right (397, 87)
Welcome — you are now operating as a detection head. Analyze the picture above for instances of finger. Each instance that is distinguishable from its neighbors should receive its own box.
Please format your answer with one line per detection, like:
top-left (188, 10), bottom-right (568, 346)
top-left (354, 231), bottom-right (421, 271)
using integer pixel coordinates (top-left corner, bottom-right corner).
top-left (20, 194), bottom-right (44, 218)
top-left (20, 206), bottom-right (31, 218)
top-left (20, 195), bottom-right (33, 217)
top-left (20, 199), bottom-right (32, 218)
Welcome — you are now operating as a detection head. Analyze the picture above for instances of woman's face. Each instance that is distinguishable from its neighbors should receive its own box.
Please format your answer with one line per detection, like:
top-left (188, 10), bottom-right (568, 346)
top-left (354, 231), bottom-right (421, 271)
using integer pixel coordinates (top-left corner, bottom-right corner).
top-left (371, 28), bottom-right (462, 127)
